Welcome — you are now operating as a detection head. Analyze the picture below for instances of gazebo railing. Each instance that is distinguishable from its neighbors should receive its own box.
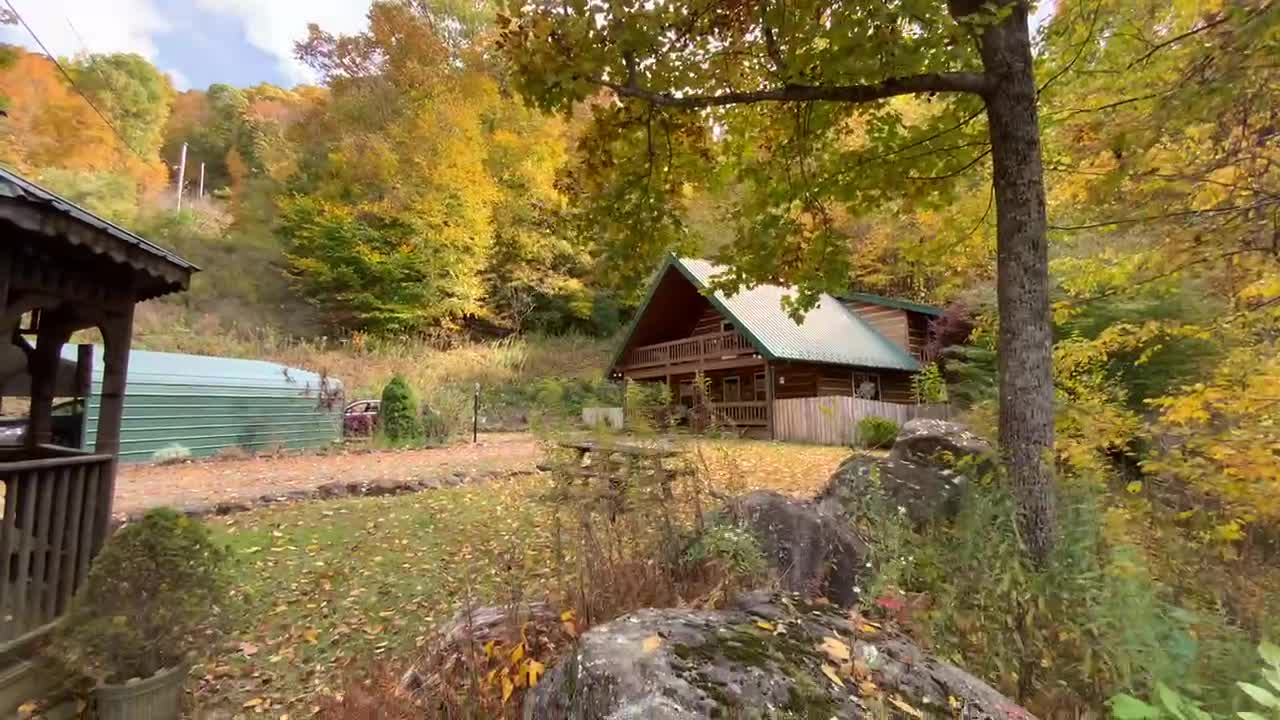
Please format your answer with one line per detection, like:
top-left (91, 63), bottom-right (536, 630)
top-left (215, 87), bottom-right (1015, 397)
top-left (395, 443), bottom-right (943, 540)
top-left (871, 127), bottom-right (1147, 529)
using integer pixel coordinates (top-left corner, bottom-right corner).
top-left (0, 452), bottom-right (113, 642)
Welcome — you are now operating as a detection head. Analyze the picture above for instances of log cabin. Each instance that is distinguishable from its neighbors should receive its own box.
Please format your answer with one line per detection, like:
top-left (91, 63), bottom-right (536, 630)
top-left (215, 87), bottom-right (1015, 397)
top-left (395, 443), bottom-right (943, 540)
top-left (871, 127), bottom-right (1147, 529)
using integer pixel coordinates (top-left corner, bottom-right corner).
top-left (608, 256), bottom-right (942, 436)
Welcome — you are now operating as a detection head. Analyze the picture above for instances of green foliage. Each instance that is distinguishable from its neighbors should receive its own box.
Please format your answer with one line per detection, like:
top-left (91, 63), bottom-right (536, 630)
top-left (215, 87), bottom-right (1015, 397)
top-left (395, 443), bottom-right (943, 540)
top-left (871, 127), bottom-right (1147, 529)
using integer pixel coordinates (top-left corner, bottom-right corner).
top-left (685, 523), bottom-right (766, 579)
top-left (1054, 283), bottom-right (1225, 410)
top-left (69, 53), bottom-right (174, 157)
top-left (910, 362), bottom-right (948, 404)
top-left (624, 380), bottom-right (674, 435)
top-left (1238, 643), bottom-right (1280, 720)
top-left (57, 508), bottom-right (231, 683)
top-left (1110, 684), bottom-right (1217, 720)
top-left (34, 168), bottom-right (139, 224)
top-left (378, 375), bottom-right (422, 444)
top-left (941, 344), bottom-right (998, 409)
top-left (280, 196), bottom-right (470, 333)
top-left (856, 479), bottom-right (1254, 710)
top-left (856, 416), bottom-right (899, 449)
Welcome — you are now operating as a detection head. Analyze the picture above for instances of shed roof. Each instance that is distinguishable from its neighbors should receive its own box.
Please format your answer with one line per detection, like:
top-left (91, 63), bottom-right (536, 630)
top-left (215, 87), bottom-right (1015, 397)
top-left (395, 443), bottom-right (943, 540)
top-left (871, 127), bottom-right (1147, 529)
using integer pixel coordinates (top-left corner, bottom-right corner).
top-left (59, 345), bottom-right (339, 390)
top-left (0, 167), bottom-right (196, 300)
top-left (615, 256), bottom-right (921, 372)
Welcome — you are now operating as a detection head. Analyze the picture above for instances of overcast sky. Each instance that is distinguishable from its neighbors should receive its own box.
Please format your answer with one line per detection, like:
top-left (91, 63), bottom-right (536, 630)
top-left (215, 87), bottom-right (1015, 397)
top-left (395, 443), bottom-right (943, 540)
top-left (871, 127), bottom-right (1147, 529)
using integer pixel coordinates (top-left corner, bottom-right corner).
top-left (0, 1), bottom-right (1058, 92)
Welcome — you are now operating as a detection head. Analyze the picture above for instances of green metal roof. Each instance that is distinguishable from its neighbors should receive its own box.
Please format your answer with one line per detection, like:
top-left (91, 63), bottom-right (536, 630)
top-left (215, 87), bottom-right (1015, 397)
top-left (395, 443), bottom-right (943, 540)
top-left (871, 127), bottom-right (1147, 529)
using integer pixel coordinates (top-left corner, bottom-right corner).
top-left (60, 346), bottom-right (338, 390)
top-left (616, 257), bottom-right (921, 372)
top-left (838, 291), bottom-right (943, 317)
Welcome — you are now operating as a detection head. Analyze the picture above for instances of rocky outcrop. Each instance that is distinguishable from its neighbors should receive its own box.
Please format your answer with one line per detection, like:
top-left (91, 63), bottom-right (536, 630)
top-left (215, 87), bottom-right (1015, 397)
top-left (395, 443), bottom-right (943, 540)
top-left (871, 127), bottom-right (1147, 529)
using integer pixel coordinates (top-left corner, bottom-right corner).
top-left (819, 455), bottom-right (970, 527)
top-left (730, 491), bottom-right (870, 607)
top-left (524, 592), bottom-right (1036, 720)
top-left (818, 420), bottom-right (995, 528)
top-left (890, 418), bottom-right (996, 476)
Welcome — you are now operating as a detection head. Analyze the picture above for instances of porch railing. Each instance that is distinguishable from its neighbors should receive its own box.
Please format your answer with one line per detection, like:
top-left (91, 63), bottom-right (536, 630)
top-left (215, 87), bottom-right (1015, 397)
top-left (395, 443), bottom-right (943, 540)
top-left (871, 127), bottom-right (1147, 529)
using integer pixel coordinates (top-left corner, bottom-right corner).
top-left (0, 452), bottom-right (113, 643)
top-left (709, 401), bottom-right (769, 427)
top-left (622, 331), bottom-right (755, 369)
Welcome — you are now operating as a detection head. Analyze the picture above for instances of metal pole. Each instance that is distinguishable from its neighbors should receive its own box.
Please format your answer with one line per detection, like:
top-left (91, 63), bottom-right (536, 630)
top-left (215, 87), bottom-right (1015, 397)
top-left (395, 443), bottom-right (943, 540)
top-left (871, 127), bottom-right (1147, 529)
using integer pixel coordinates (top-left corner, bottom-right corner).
top-left (198, 162), bottom-right (206, 199)
top-left (472, 383), bottom-right (479, 443)
top-left (175, 142), bottom-right (188, 211)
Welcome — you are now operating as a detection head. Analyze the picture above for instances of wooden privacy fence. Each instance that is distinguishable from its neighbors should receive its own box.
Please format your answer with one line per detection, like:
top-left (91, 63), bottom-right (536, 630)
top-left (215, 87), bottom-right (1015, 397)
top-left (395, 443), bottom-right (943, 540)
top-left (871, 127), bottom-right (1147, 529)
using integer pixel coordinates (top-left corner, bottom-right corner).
top-left (0, 452), bottom-right (113, 642)
top-left (773, 396), bottom-right (951, 446)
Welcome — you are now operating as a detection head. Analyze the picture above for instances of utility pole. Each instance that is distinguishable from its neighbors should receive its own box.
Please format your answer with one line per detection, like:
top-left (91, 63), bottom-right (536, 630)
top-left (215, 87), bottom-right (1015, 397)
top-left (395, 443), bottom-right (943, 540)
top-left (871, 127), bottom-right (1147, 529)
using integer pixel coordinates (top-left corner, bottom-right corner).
top-left (198, 162), bottom-right (205, 200)
top-left (175, 142), bottom-right (188, 212)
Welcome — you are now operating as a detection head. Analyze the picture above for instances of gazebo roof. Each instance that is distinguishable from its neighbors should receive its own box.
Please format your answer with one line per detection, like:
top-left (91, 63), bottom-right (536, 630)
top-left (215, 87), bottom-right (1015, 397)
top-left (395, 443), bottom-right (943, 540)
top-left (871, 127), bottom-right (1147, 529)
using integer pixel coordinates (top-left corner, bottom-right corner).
top-left (0, 167), bottom-right (197, 300)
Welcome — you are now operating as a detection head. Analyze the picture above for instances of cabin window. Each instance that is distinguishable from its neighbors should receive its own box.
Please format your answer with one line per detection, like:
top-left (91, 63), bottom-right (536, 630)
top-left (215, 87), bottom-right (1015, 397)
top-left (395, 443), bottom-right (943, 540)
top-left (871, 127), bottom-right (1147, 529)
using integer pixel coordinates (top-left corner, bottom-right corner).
top-left (853, 372), bottom-right (881, 400)
top-left (721, 321), bottom-right (735, 333)
top-left (722, 377), bottom-right (741, 402)
top-left (753, 372), bottom-right (766, 401)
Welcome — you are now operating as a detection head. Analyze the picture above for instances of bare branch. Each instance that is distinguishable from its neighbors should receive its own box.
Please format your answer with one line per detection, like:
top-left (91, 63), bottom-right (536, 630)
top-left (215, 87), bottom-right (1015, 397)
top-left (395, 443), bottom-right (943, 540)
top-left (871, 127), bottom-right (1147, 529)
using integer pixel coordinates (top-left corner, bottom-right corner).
top-left (1048, 200), bottom-right (1279, 231)
top-left (1063, 247), bottom-right (1273, 306)
top-left (1037, 0), bottom-right (1103, 95)
top-left (906, 148), bottom-right (992, 181)
top-left (1126, 14), bottom-right (1233, 69)
top-left (591, 72), bottom-right (992, 108)
top-left (760, 0), bottom-right (788, 79)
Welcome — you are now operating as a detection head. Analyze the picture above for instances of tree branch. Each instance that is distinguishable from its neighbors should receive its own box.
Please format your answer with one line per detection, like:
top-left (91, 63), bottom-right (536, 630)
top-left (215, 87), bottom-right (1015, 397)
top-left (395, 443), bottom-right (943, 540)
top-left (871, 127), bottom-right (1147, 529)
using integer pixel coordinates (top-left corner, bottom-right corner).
top-left (1126, 14), bottom-right (1233, 69)
top-left (591, 72), bottom-right (991, 108)
top-left (1048, 200), bottom-right (1278, 231)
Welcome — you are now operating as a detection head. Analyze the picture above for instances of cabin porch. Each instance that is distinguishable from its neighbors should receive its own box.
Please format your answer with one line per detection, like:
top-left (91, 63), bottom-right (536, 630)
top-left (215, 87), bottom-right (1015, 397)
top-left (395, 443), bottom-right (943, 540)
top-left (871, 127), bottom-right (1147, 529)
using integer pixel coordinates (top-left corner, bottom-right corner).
top-left (0, 168), bottom-right (194, 706)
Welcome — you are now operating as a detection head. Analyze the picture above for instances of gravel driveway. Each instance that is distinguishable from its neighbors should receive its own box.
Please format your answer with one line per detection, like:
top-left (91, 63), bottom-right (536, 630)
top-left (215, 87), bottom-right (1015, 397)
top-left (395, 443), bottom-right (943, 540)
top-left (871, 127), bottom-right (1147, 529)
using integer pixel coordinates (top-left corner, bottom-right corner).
top-left (113, 432), bottom-right (541, 517)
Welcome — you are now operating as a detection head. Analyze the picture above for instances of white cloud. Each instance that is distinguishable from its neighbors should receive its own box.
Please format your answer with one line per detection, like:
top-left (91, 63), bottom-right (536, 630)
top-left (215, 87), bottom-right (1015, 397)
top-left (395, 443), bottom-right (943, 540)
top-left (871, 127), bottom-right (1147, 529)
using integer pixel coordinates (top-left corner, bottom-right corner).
top-left (193, 0), bottom-right (372, 84)
top-left (165, 66), bottom-right (191, 91)
top-left (0, 0), bottom-right (167, 59)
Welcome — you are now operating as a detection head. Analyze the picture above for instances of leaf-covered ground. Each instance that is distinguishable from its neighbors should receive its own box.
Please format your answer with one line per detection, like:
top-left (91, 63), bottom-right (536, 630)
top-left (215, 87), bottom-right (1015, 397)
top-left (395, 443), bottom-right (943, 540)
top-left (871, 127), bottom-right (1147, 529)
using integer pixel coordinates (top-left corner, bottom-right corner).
top-left (190, 437), bottom-right (851, 717)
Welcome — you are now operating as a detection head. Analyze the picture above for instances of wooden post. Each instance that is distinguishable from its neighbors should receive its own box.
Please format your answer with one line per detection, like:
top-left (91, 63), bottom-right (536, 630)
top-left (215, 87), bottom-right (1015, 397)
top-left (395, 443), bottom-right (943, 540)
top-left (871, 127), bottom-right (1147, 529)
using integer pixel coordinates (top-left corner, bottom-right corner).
top-left (0, 248), bottom-right (10, 419)
top-left (765, 362), bottom-right (777, 441)
top-left (75, 344), bottom-right (93, 449)
top-left (93, 305), bottom-right (133, 550)
top-left (28, 321), bottom-right (71, 448)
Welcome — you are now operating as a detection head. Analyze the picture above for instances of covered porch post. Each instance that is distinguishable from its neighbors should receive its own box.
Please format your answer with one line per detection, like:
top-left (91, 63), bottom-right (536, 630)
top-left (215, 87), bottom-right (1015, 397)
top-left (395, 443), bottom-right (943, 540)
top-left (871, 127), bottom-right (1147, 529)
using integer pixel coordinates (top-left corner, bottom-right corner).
top-left (92, 305), bottom-right (133, 552)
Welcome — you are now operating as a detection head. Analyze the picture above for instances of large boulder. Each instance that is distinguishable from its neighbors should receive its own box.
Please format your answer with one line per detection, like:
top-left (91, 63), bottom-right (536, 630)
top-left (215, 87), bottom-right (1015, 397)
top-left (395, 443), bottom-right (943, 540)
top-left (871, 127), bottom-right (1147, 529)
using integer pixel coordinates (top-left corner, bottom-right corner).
top-left (819, 455), bottom-right (969, 527)
top-left (524, 592), bottom-right (1036, 720)
top-left (729, 491), bottom-right (870, 607)
top-left (890, 418), bottom-right (997, 477)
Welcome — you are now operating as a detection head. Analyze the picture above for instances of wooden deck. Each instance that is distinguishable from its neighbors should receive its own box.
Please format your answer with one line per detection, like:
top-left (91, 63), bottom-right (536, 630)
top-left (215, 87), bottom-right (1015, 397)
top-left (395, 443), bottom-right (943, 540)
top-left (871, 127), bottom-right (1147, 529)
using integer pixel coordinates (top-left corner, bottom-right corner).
top-left (618, 331), bottom-right (758, 373)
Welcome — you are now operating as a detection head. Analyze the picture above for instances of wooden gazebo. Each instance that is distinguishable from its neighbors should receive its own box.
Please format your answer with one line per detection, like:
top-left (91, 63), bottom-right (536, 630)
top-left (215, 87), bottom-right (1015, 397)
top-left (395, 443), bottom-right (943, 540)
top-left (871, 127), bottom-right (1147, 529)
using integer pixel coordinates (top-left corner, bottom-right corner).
top-left (0, 168), bottom-right (195, 647)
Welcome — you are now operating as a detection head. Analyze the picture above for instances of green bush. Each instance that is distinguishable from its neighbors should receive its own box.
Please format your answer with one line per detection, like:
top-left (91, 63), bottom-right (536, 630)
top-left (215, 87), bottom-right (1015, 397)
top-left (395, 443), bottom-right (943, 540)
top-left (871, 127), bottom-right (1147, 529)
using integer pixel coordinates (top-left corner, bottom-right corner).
top-left (56, 508), bottom-right (231, 683)
top-left (856, 416), bottom-right (899, 449)
top-left (685, 523), bottom-right (766, 579)
top-left (848, 479), bottom-right (1255, 714)
top-left (911, 362), bottom-right (949, 403)
top-left (379, 375), bottom-right (421, 443)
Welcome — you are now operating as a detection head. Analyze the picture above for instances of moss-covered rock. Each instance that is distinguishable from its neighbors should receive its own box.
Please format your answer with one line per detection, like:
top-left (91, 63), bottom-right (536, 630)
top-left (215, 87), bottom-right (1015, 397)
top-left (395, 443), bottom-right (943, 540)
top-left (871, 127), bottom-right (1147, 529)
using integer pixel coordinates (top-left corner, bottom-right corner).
top-left (524, 592), bottom-right (1036, 720)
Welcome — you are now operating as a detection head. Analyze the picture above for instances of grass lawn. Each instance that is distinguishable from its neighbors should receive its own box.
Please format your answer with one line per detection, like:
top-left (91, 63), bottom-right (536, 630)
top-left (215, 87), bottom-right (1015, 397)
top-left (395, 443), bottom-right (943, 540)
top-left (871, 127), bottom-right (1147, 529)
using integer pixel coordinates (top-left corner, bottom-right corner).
top-left (191, 438), bottom-right (851, 716)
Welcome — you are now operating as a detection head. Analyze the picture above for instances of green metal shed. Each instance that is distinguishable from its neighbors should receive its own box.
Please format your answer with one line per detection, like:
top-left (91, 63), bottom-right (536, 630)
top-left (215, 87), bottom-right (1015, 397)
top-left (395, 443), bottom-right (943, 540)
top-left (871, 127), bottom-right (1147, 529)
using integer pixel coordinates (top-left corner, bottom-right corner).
top-left (59, 346), bottom-right (344, 462)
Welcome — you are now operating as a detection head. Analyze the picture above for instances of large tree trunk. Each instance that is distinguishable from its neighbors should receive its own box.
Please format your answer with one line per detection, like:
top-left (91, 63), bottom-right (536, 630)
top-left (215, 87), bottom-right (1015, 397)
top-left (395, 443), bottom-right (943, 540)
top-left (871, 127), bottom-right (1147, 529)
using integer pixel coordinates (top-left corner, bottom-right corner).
top-left (977, 3), bottom-right (1057, 564)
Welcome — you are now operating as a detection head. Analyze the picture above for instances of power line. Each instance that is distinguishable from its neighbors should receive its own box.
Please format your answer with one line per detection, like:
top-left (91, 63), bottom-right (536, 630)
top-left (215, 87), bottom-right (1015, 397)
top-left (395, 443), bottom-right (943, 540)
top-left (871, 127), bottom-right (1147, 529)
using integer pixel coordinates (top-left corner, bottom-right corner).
top-left (2, 0), bottom-right (150, 161)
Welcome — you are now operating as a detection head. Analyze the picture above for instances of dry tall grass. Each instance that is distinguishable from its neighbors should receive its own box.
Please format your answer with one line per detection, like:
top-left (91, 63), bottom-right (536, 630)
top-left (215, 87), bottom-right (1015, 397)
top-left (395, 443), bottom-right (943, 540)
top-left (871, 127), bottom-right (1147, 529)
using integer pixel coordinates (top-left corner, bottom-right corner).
top-left (131, 305), bottom-right (615, 398)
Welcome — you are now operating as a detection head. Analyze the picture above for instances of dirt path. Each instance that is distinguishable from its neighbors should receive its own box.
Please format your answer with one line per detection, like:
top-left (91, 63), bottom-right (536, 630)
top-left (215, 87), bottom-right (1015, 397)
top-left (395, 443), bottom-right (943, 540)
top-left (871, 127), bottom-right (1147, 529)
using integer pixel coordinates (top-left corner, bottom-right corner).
top-left (113, 432), bottom-right (541, 517)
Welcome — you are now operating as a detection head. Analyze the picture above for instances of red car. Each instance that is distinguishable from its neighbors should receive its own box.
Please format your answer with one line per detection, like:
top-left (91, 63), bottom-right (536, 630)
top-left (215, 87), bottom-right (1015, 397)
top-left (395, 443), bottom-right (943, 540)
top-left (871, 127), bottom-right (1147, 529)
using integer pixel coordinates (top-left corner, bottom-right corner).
top-left (343, 399), bottom-right (380, 436)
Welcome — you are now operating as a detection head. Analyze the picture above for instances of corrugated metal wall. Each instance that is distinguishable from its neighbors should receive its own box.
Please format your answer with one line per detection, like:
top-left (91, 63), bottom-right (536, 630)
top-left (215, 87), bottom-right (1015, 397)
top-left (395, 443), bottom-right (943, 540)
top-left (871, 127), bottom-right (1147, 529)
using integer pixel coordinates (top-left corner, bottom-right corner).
top-left (66, 347), bottom-right (343, 462)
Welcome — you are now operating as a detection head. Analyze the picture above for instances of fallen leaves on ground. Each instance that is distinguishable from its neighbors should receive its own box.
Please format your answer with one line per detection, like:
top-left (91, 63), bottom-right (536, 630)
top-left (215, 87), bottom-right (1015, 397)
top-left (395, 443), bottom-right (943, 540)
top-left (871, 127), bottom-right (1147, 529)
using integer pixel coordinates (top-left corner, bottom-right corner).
top-left (190, 436), bottom-right (851, 714)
